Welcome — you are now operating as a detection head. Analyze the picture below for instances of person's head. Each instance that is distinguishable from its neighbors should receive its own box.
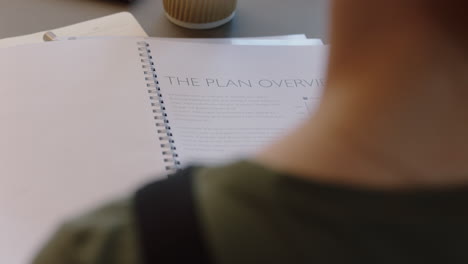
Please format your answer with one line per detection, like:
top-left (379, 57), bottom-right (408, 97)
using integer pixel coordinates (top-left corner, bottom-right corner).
top-left (330, 0), bottom-right (468, 52)
top-left (258, 0), bottom-right (468, 188)
top-left (325, 0), bottom-right (468, 94)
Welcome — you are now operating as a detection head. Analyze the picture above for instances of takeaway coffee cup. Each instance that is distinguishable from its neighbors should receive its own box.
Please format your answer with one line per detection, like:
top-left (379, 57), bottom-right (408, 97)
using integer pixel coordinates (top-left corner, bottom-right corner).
top-left (163, 0), bottom-right (237, 29)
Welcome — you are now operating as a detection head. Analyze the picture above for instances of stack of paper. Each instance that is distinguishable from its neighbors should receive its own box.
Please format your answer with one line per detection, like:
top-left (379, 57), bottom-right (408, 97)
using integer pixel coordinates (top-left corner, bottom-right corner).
top-left (0, 12), bottom-right (147, 49)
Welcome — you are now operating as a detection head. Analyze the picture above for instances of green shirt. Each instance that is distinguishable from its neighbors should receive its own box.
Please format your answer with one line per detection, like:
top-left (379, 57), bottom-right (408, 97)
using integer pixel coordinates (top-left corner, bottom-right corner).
top-left (33, 161), bottom-right (468, 264)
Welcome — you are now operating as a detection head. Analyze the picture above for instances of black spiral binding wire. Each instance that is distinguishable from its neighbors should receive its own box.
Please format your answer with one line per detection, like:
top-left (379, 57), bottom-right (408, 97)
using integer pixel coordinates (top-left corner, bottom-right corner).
top-left (137, 41), bottom-right (180, 172)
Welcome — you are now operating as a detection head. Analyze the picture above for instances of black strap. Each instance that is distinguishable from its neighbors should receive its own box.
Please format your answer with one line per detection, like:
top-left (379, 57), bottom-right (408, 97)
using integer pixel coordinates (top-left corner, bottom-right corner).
top-left (134, 167), bottom-right (212, 264)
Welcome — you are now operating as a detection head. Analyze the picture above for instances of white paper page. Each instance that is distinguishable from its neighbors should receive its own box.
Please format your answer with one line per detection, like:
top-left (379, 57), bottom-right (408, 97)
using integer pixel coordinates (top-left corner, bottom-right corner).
top-left (59, 34), bottom-right (308, 41)
top-left (236, 34), bottom-right (307, 40)
top-left (54, 35), bottom-right (318, 45)
top-left (153, 34), bottom-right (310, 42)
top-left (0, 12), bottom-right (147, 49)
top-left (214, 38), bottom-right (322, 45)
top-left (146, 39), bottom-right (328, 166)
top-left (58, 36), bottom-right (323, 46)
top-left (0, 39), bottom-right (164, 264)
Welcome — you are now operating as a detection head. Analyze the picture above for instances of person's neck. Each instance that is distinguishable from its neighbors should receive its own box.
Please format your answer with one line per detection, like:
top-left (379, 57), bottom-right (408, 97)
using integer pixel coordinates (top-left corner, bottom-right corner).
top-left (257, 18), bottom-right (468, 190)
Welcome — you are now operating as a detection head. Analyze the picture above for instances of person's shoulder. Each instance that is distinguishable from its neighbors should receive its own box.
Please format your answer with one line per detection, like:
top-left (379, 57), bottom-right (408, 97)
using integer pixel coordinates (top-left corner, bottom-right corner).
top-left (195, 160), bottom-right (283, 191)
top-left (33, 197), bottom-right (142, 264)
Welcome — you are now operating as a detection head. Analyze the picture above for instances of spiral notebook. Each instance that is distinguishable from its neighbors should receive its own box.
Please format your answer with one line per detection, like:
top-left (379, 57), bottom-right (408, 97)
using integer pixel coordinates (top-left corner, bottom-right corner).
top-left (0, 38), bottom-right (327, 264)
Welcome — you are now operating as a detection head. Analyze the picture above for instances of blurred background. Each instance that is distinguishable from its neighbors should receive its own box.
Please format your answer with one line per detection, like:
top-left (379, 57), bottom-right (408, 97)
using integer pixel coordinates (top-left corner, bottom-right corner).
top-left (0, 0), bottom-right (329, 40)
